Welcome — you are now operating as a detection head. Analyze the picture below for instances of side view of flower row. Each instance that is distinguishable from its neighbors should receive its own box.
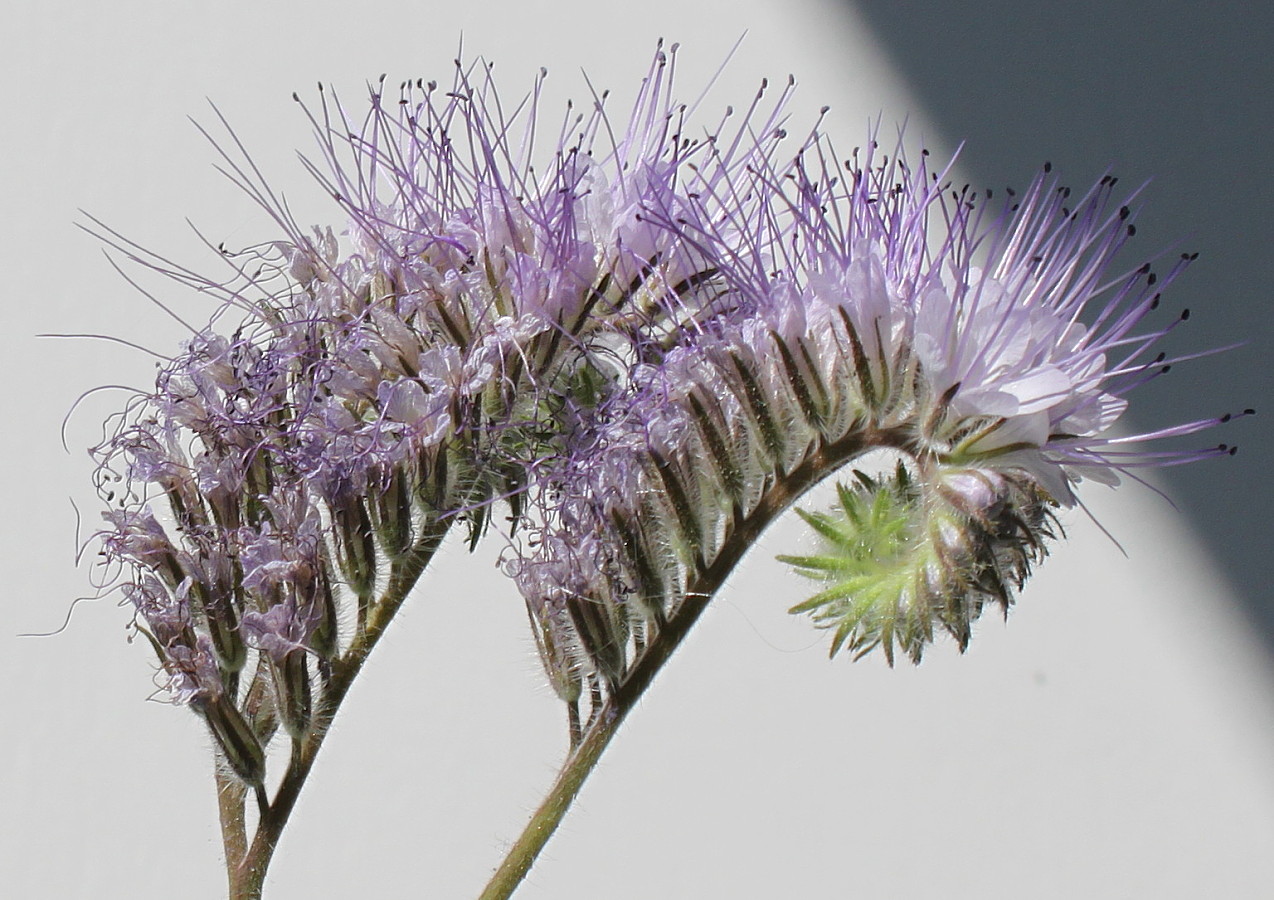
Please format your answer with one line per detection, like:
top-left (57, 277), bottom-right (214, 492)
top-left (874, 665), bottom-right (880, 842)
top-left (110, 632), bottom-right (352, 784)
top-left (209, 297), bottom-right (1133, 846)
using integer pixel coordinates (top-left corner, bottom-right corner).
top-left (92, 45), bottom-right (1242, 805)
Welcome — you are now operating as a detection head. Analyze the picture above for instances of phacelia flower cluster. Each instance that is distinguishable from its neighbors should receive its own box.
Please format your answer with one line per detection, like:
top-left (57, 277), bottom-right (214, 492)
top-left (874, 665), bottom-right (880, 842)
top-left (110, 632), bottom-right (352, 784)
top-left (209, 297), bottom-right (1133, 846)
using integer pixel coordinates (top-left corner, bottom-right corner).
top-left (507, 127), bottom-right (1245, 714)
top-left (92, 46), bottom-right (791, 778)
top-left (92, 45), bottom-right (1240, 774)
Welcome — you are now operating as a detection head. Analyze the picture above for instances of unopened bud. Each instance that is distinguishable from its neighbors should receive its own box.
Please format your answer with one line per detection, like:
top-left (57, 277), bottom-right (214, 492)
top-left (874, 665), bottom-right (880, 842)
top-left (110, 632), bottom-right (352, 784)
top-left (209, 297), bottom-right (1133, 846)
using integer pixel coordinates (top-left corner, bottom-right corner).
top-left (778, 461), bottom-right (1055, 665)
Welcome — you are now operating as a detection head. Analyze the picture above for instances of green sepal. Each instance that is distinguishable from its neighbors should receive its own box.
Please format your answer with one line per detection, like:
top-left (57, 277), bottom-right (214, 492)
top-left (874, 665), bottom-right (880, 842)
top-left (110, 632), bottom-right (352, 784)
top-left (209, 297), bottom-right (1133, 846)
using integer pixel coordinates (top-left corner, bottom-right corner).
top-left (726, 351), bottom-right (785, 465)
top-left (199, 695), bottom-right (266, 787)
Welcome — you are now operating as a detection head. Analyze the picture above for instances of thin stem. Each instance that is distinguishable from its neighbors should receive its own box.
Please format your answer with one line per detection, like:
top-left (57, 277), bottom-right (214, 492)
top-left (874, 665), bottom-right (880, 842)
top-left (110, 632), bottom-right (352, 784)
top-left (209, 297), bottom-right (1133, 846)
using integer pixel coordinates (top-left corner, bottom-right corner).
top-left (479, 429), bottom-right (888, 900)
top-left (215, 767), bottom-right (248, 886)
top-left (224, 519), bottom-right (452, 900)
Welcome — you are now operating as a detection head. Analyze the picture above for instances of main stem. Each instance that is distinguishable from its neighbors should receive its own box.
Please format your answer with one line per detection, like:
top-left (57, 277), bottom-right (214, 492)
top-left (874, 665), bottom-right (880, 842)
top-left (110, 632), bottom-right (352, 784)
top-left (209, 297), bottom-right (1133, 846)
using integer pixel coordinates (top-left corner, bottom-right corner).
top-left (224, 521), bottom-right (452, 900)
top-left (479, 430), bottom-right (884, 900)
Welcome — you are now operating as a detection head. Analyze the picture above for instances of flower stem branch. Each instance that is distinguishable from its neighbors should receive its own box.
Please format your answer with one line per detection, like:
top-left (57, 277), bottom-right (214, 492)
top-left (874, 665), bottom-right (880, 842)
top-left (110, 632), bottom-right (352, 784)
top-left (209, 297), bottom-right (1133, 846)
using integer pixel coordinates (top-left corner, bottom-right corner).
top-left (479, 430), bottom-right (884, 900)
top-left (224, 520), bottom-right (453, 900)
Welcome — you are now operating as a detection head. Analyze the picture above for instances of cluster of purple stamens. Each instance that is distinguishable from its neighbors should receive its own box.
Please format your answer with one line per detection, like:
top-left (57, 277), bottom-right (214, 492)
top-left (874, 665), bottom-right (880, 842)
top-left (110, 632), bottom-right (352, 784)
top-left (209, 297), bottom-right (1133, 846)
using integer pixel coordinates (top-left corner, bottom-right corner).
top-left (92, 45), bottom-right (1241, 775)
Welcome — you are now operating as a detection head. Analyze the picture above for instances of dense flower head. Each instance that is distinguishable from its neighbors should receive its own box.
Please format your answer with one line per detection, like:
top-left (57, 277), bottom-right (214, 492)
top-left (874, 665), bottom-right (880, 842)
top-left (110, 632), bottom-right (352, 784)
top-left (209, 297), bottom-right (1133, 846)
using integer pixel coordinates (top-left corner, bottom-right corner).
top-left (90, 45), bottom-right (801, 769)
top-left (509, 129), bottom-right (1245, 693)
top-left (88, 45), bottom-right (1242, 765)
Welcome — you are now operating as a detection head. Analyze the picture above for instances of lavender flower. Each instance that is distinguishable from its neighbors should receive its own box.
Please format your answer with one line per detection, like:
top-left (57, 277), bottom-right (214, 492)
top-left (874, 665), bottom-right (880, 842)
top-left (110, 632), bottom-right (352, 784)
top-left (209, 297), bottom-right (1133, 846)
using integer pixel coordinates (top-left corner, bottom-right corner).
top-left (84, 44), bottom-right (1243, 900)
top-left (89, 47), bottom-right (801, 894)
top-left (510, 137), bottom-right (1246, 696)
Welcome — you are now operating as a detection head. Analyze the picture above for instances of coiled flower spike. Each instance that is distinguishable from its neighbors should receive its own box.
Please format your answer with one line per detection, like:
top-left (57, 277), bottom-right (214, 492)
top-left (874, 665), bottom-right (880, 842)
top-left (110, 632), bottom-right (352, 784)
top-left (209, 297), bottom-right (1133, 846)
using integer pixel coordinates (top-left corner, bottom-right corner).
top-left (510, 136), bottom-right (1248, 705)
top-left (82, 44), bottom-right (1246, 900)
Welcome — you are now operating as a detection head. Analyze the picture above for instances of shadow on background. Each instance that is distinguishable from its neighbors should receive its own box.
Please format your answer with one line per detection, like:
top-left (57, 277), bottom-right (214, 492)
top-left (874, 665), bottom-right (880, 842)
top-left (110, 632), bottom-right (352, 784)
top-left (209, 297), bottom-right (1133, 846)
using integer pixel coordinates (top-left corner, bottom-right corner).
top-left (852, 1), bottom-right (1273, 648)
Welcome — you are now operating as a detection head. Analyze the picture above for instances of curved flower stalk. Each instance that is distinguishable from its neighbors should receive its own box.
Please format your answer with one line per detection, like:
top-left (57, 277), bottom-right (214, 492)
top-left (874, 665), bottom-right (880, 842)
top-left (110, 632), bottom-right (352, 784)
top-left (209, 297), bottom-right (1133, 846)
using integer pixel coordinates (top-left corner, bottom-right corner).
top-left (491, 134), bottom-right (1246, 897)
top-left (85, 44), bottom-right (1244, 900)
top-left (510, 139), bottom-right (1238, 702)
top-left (90, 45), bottom-right (793, 900)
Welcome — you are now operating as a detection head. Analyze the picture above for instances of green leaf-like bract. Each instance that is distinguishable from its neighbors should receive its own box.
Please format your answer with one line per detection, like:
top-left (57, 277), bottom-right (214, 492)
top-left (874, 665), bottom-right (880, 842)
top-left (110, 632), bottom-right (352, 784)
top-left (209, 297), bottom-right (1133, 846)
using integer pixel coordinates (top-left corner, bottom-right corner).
top-left (779, 463), bottom-right (1057, 665)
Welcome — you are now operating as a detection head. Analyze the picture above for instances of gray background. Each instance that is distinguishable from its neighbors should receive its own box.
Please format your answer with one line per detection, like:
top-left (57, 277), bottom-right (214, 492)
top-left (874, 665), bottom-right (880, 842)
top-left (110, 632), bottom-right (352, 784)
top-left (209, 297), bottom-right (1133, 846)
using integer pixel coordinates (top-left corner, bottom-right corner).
top-left (3, 1), bottom-right (1272, 898)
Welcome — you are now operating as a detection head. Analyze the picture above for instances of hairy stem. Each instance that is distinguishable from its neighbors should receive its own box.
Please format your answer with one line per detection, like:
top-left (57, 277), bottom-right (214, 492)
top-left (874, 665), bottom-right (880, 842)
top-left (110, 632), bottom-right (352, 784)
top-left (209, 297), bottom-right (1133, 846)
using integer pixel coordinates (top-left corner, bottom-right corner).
top-left (224, 520), bottom-right (452, 900)
top-left (216, 767), bottom-right (248, 883)
top-left (479, 428), bottom-right (888, 900)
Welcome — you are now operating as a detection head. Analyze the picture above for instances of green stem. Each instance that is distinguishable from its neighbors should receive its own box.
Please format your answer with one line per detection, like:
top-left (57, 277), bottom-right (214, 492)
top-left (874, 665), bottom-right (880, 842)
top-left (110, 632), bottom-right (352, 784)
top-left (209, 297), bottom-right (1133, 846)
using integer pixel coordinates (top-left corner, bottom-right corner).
top-left (224, 520), bottom-right (452, 900)
top-left (479, 429), bottom-right (885, 900)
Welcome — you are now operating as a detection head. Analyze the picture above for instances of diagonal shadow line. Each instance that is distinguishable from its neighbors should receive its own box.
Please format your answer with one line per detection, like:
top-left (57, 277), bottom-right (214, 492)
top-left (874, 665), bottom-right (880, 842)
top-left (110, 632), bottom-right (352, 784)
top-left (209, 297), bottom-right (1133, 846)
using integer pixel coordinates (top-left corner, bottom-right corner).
top-left (848, 0), bottom-right (1274, 651)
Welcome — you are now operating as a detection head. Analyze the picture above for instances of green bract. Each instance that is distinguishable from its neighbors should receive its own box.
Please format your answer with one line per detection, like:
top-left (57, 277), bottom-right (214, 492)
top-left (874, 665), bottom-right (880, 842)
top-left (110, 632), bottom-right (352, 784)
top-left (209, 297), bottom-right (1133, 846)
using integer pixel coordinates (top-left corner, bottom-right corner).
top-left (780, 463), bottom-right (1057, 664)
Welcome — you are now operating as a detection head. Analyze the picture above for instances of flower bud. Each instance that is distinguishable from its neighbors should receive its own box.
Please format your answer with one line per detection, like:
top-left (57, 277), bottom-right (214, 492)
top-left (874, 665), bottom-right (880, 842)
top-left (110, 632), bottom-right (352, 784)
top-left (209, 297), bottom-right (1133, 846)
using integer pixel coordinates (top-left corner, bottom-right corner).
top-left (778, 461), bottom-right (1055, 665)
